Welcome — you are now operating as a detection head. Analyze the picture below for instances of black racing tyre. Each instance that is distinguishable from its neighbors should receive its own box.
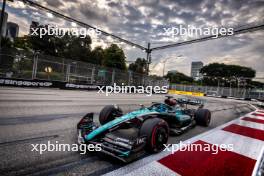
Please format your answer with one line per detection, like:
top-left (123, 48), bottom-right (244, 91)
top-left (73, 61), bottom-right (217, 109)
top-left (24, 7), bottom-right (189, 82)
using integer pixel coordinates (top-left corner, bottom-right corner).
top-left (140, 118), bottom-right (169, 153)
top-left (195, 109), bottom-right (211, 127)
top-left (99, 105), bottom-right (123, 125)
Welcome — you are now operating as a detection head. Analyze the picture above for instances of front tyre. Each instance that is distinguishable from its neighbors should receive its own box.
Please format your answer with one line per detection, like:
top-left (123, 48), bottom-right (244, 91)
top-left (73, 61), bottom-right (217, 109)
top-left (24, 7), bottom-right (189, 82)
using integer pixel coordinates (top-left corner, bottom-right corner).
top-left (99, 105), bottom-right (123, 125)
top-left (140, 118), bottom-right (169, 153)
top-left (195, 109), bottom-right (211, 127)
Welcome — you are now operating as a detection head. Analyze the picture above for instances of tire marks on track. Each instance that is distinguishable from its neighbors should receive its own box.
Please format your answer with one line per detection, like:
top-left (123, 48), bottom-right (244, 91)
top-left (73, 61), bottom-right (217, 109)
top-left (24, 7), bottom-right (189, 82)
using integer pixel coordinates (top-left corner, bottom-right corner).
top-left (0, 134), bottom-right (59, 146)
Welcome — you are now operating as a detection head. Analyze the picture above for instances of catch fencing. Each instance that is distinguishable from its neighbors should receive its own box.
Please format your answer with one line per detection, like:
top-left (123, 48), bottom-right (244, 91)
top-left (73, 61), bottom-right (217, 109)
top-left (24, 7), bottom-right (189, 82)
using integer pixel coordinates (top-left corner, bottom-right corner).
top-left (0, 50), bottom-right (168, 87)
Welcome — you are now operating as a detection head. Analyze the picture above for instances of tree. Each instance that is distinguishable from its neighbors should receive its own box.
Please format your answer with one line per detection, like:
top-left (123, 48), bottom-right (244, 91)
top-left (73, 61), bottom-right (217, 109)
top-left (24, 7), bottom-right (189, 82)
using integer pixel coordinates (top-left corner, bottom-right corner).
top-left (200, 63), bottom-right (256, 87)
top-left (0, 37), bottom-right (15, 71)
top-left (1, 37), bottom-right (13, 49)
top-left (62, 35), bottom-right (92, 62)
top-left (90, 46), bottom-right (105, 65)
top-left (128, 58), bottom-right (147, 74)
top-left (165, 71), bottom-right (194, 84)
top-left (13, 36), bottom-right (32, 51)
top-left (200, 63), bottom-right (255, 78)
top-left (250, 81), bottom-right (264, 89)
top-left (28, 24), bottom-right (92, 61)
top-left (103, 44), bottom-right (126, 70)
top-left (5, 22), bottom-right (129, 71)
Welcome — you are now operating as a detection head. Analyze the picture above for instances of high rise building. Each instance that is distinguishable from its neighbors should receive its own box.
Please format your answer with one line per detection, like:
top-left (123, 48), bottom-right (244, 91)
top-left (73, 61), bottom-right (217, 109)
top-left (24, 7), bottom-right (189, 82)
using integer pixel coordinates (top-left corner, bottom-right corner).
top-left (6, 22), bottom-right (19, 41)
top-left (29, 21), bottom-right (39, 35)
top-left (190, 61), bottom-right (203, 80)
top-left (0, 10), bottom-right (8, 37)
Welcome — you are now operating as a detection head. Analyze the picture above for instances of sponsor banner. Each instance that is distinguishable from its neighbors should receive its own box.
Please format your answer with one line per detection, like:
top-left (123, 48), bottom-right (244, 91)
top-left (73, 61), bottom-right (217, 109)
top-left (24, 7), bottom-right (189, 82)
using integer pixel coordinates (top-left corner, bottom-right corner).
top-left (0, 77), bottom-right (54, 87)
top-left (168, 89), bottom-right (204, 96)
top-left (64, 83), bottom-right (98, 90)
top-left (0, 77), bottom-right (99, 90)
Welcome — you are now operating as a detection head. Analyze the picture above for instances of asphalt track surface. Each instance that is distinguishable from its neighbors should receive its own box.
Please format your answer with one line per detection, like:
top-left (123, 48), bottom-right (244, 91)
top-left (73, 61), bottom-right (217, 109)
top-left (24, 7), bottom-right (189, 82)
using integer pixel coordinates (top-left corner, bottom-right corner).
top-left (0, 87), bottom-right (256, 176)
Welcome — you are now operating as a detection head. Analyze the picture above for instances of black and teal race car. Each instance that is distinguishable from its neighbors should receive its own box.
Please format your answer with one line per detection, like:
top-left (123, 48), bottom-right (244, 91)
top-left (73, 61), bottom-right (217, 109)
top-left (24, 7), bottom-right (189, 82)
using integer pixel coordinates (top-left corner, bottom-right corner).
top-left (77, 96), bottom-right (211, 162)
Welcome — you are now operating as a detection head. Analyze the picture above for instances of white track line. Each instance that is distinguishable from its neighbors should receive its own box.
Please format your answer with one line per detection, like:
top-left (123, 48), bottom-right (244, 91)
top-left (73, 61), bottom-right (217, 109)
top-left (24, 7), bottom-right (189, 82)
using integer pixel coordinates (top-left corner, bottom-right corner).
top-left (200, 130), bottom-right (264, 160)
top-left (124, 161), bottom-right (179, 176)
top-left (234, 119), bottom-right (264, 130)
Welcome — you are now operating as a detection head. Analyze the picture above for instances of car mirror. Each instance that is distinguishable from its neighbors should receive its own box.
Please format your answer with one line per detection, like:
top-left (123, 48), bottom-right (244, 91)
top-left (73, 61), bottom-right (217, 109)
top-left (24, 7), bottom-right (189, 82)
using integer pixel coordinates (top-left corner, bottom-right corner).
top-left (139, 104), bottom-right (145, 108)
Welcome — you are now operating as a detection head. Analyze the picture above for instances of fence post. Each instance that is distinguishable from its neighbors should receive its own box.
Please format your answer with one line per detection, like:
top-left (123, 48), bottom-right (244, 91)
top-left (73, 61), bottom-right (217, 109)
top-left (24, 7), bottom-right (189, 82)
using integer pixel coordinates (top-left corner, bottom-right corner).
top-left (91, 67), bottom-right (95, 84)
top-left (111, 69), bottom-right (115, 85)
top-left (66, 64), bottom-right (71, 82)
top-left (242, 88), bottom-right (246, 99)
top-left (32, 52), bottom-right (39, 79)
top-left (128, 71), bottom-right (132, 86)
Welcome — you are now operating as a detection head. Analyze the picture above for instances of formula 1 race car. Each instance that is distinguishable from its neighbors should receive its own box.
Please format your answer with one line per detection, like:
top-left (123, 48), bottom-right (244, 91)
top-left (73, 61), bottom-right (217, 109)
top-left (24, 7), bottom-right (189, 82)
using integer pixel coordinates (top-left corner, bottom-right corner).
top-left (77, 96), bottom-right (211, 162)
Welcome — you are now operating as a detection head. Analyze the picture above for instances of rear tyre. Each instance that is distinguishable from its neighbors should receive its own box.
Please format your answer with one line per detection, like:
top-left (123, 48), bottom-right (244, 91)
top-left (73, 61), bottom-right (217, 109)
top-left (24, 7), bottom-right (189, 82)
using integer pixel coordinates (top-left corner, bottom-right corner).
top-left (99, 105), bottom-right (123, 125)
top-left (195, 109), bottom-right (211, 127)
top-left (140, 118), bottom-right (169, 153)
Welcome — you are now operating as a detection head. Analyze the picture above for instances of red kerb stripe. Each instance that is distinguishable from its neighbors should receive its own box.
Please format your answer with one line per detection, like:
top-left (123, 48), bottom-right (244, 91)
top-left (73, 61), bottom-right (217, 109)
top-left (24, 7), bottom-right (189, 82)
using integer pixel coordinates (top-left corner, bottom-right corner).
top-left (251, 113), bottom-right (264, 117)
top-left (256, 110), bottom-right (264, 113)
top-left (242, 117), bottom-right (264, 124)
top-left (222, 124), bottom-right (264, 141)
top-left (158, 140), bottom-right (256, 176)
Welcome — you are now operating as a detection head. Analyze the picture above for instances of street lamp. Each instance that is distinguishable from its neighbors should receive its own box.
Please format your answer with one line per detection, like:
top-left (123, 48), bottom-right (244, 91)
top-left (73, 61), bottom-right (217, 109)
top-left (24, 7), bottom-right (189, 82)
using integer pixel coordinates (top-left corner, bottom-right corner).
top-left (44, 66), bottom-right (52, 80)
top-left (162, 55), bottom-right (183, 77)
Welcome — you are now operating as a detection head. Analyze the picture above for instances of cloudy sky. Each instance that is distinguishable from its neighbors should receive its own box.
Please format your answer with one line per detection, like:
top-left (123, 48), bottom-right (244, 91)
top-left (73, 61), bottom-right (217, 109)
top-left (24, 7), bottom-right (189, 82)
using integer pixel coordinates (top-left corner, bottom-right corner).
top-left (2, 0), bottom-right (264, 79)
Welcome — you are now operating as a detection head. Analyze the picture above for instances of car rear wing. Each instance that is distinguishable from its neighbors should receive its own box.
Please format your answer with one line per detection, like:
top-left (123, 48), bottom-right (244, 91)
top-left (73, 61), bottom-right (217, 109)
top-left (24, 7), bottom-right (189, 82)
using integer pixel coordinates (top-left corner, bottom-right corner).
top-left (176, 98), bottom-right (205, 107)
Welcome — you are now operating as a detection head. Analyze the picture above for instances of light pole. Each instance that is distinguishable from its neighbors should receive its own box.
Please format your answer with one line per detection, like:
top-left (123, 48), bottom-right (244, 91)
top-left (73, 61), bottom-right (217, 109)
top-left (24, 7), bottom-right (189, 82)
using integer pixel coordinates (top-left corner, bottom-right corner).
top-left (146, 43), bottom-right (151, 75)
top-left (162, 55), bottom-right (183, 77)
top-left (162, 58), bottom-right (170, 77)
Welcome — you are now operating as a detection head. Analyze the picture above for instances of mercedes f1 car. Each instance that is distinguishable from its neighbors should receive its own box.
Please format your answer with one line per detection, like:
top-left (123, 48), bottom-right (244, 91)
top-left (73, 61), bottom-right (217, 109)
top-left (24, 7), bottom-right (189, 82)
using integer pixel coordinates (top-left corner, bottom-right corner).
top-left (77, 96), bottom-right (211, 162)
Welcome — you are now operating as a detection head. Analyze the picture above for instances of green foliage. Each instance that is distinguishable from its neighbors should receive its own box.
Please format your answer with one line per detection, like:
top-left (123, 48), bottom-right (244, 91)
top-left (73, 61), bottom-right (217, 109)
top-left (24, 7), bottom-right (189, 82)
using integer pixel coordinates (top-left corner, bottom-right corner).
top-left (128, 58), bottom-right (147, 74)
top-left (200, 63), bottom-right (256, 87)
top-left (200, 63), bottom-right (256, 78)
top-left (36, 72), bottom-right (64, 81)
top-left (165, 71), bottom-right (194, 84)
top-left (10, 23), bottom-right (127, 71)
top-left (28, 24), bottom-right (92, 62)
top-left (17, 70), bottom-right (63, 80)
top-left (103, 44), bottom-right (126, 70)
top-left (90, 46), bottom-right (105, 65)
top-left (13, 58), bottom-right (33, 71)
top-left (250, 81), bottom-right (264, 88)
top-left (1, 37), bottom-right (13, 49)
top-left (13, 37), bottom-right (32, 50)
top-left (0, 39), bottom-right (15, 71)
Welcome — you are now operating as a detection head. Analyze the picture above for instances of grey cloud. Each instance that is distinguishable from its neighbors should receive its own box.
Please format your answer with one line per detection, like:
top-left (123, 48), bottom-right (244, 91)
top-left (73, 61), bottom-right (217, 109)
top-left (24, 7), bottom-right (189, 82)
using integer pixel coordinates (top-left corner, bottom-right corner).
top-left (6, 0), bottom-right (264, 78)
top-left (44, 0), bottom-right (63, 8)
top-left (79, 6), bottom-right (108, 22)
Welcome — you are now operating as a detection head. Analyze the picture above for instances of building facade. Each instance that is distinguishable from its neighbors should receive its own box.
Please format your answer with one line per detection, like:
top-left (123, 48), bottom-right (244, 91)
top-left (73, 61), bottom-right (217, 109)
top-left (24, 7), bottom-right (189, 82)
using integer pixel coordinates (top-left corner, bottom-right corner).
top-left (190, 61), bottom-right (203, 80)
top-left (6, 22), bottom-right (19, 41)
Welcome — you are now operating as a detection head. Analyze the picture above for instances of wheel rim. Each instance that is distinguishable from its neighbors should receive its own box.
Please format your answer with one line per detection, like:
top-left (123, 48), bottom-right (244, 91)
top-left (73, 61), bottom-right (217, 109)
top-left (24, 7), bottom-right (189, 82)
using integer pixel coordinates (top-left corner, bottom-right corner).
top-left (152, 127), bottom-right (168, 152)
top-left (206, 111), bottom-right (211, 125)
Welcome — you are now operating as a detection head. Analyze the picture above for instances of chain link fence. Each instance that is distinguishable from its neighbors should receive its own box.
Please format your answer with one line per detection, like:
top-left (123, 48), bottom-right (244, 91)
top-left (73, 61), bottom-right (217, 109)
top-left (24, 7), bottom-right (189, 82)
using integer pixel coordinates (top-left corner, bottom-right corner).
top-left (0, 50), bottom-right (168, 87)
top-left (170, 84), bottom-right (264, 100)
